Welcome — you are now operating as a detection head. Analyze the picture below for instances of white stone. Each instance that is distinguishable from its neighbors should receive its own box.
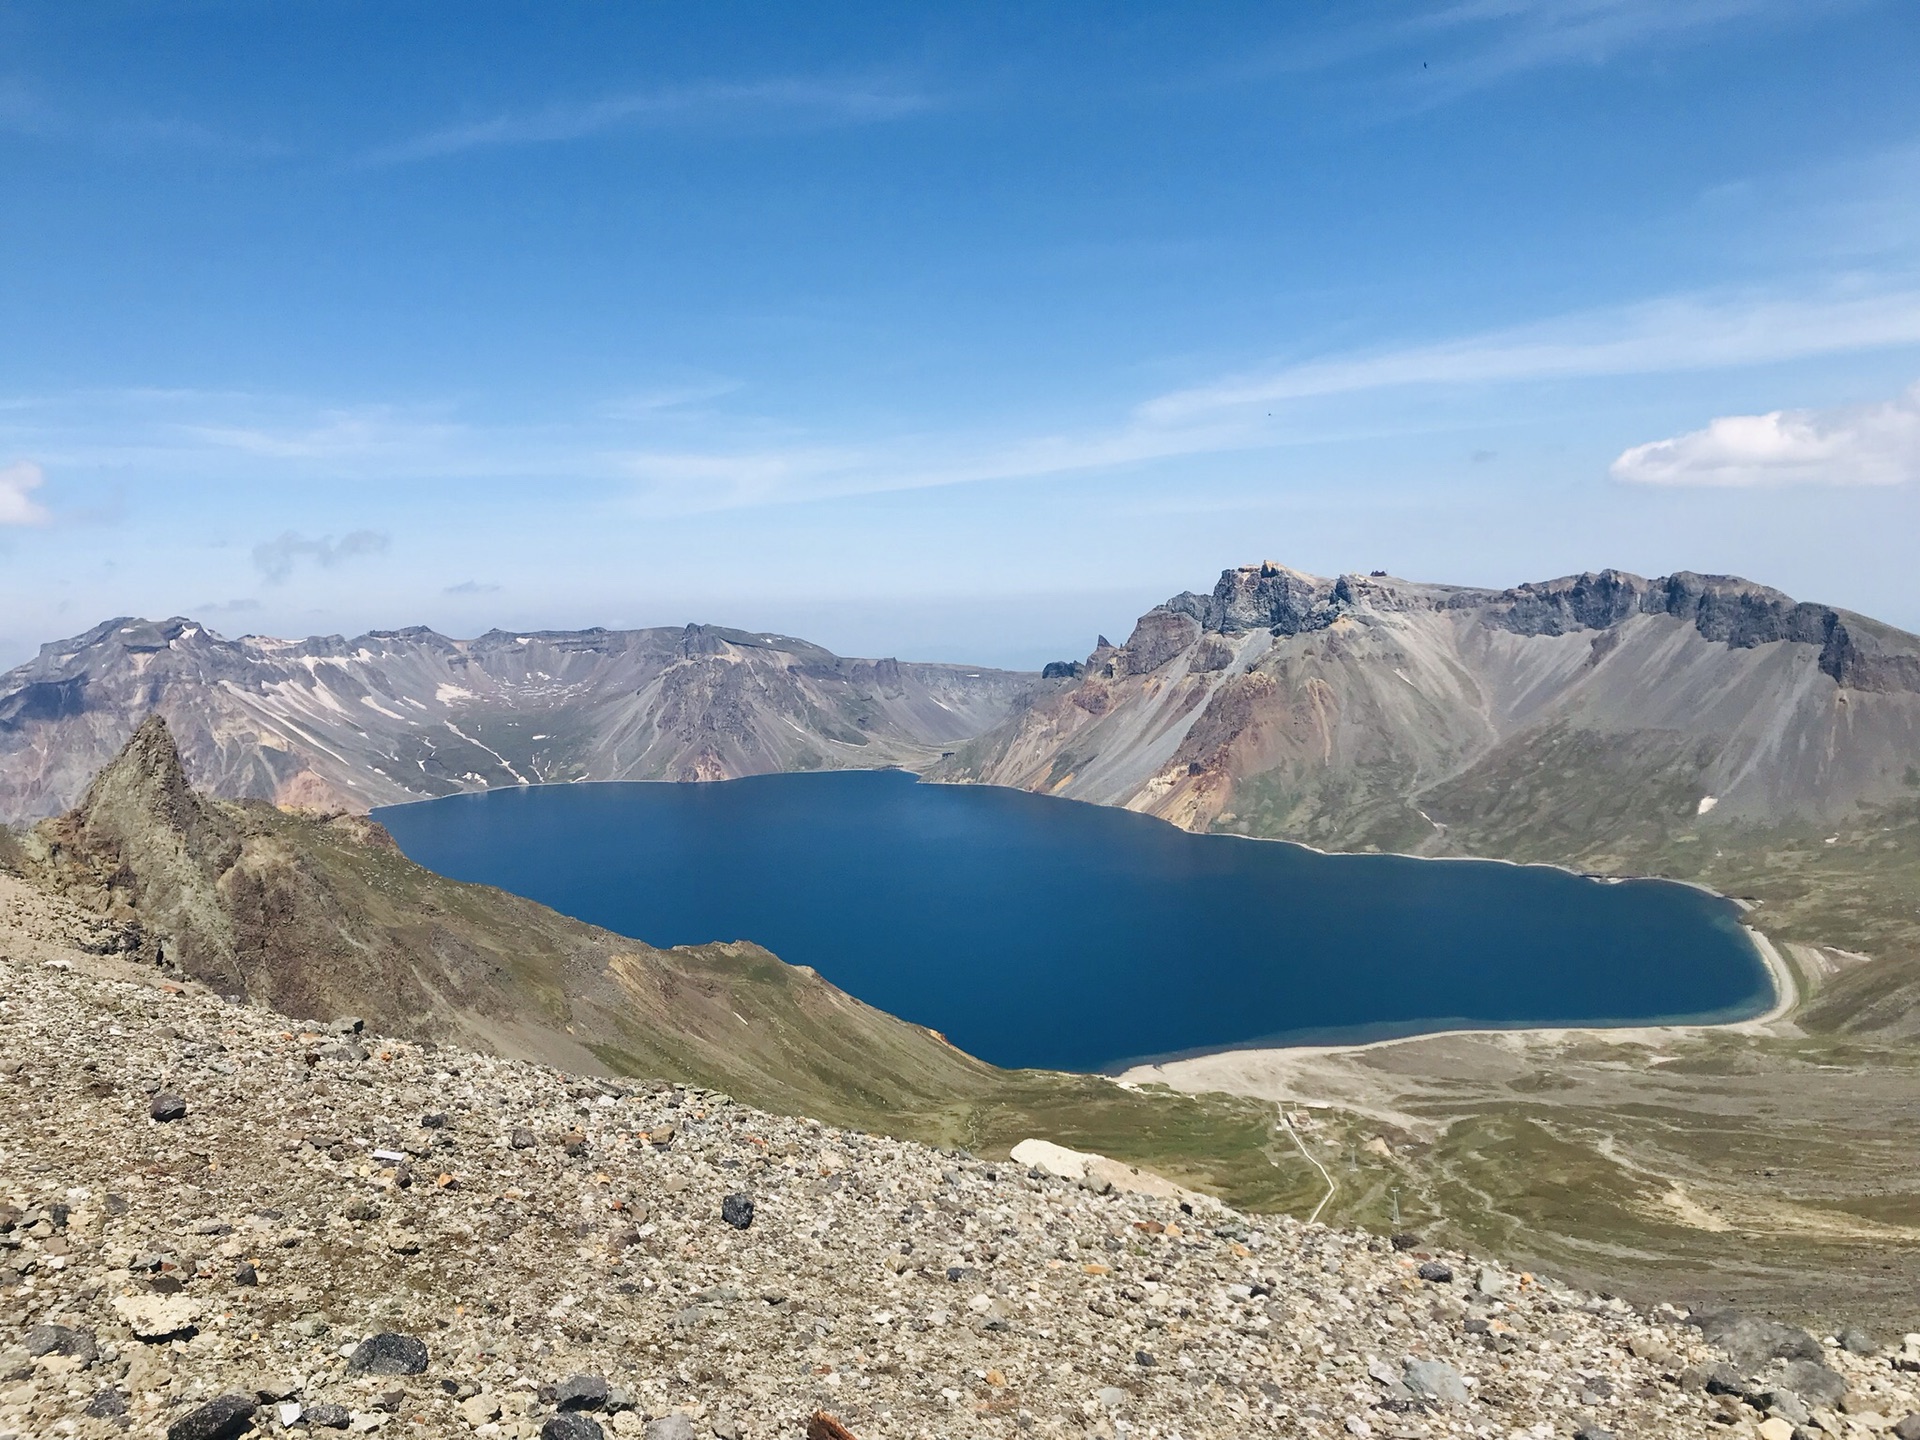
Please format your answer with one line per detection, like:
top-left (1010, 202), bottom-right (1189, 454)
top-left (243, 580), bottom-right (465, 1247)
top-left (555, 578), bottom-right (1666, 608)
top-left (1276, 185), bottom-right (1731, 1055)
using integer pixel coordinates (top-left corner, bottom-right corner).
top-left (109, 1293), bottom-right (205, 1340)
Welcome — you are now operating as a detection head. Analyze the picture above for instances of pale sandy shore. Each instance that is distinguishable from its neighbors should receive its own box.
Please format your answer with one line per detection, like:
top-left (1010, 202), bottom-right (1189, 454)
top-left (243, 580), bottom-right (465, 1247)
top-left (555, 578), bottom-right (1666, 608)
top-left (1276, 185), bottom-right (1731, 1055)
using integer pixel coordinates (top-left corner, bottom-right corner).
top-left (1116, 923), bottom-right (1800, 1107)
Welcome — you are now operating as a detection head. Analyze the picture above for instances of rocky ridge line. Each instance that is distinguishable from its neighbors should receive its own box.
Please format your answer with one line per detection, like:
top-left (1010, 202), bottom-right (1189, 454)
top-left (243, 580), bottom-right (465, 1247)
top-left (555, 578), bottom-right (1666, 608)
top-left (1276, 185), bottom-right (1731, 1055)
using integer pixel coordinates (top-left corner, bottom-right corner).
top-left (1149, 563), bottom-right (1919, 693)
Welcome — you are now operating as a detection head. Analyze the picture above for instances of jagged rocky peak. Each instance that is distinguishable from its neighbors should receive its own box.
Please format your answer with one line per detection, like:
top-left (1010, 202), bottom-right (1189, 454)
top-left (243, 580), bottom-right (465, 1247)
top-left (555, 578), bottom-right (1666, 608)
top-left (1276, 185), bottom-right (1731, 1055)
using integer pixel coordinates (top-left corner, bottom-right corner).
top-left (1160, 560), bottom-right (1345, 637)
top-left (66, 714), bottom-right (222, 851)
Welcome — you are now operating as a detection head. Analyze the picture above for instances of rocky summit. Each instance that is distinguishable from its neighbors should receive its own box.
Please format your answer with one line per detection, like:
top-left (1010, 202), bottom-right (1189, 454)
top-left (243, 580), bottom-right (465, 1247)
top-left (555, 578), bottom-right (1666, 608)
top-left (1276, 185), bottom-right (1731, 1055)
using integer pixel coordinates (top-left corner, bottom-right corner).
top-left (7, 884), bottom-right (1920, 1440)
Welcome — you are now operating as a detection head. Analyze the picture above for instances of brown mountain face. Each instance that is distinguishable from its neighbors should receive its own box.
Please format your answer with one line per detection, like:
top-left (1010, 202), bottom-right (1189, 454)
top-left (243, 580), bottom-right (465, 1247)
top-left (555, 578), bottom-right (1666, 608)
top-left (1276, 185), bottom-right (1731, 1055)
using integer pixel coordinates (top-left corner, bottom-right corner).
top-left (0, 618), bottom-right (1034, 824)
top-left (939, 561), bottom-right (1920, 853)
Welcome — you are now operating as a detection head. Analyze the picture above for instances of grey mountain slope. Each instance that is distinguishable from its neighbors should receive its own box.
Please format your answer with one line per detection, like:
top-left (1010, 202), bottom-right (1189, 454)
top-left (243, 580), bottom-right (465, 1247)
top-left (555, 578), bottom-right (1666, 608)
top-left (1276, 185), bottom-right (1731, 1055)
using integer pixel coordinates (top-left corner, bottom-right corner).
top-left (937, 561), bottom-right (1920, 847)
top-left (0, 616), bottom-right (1033, 823)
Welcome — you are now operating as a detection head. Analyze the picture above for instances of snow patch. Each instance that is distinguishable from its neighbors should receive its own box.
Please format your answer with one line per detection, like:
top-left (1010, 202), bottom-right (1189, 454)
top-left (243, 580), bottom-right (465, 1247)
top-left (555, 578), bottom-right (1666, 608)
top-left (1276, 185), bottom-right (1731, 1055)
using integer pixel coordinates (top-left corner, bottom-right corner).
top-left (435, 684), bottom-right (475, 705)
top-left (1696, 795), bottom-right (1718, 815)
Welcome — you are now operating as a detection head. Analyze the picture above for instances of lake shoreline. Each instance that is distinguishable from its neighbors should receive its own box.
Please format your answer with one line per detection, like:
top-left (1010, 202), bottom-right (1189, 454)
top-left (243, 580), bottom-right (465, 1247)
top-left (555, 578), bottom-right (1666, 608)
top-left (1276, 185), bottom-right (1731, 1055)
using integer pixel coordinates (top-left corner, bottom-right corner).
top-left (376, 770), bottom-right (1785, 1076)
top-left (1113, 924), bottom-right (1798, 1095)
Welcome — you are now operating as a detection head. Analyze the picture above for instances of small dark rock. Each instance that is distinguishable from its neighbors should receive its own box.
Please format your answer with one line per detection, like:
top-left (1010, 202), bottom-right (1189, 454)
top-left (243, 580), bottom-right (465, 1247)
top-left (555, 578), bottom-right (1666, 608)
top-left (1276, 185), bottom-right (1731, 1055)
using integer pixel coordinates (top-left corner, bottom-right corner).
top-left (150, 1092), bottom-right (188, 1123)
top-left (1757, 1389), bottom-right (1813, 1427)
top-left (1135, 1350), bottom-right (1157, 1367)
top-left (1417, 1261), bottom-right (1454, 1283)
top-left (720, 1193), bottom-right (755, 1230)
top-left (1776, 1360), bottom-right (1846, 1407)
top-left (421, 1113), bottom-right (447, 1129)
top-left (1703, 1363), bottom-right (1747, 1396)
top-left (232, 1261), bottom-right (258, 1286)
top-left (305, 1403), bottom-right (351, 1428)
top-left (1573, 1427), bottom-right (1616, 1440)
top-left (543, 1415), bottom-right (607, 1440)
top-left (84, 1388), bottom-right (129, 1418)
top-left (347, 1331), bottom-right (429, 1375)
top-left (1690, 1308), bottom-right (1822, 1370)
top-left (555, 1374), bottom-right (611, 1412)
top-left (1892, 1414), bottom-right (1920, 1440)
top-left (1390, 1233), bottom-right (1422, 1251)
top-left (166, 1393), bottom-right (257, 1440)
top-left (23, 1323), bottom-right (98, 1363)
top-left (510, 1128), bottom-right (537, 1150)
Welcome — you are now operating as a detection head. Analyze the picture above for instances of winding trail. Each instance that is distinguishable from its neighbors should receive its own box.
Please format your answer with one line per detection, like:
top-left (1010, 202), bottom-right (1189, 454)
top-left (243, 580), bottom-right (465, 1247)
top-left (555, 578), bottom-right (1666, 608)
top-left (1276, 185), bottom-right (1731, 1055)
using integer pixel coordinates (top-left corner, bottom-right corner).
top-left (1281, 1109), bottom-right (1337, 1225)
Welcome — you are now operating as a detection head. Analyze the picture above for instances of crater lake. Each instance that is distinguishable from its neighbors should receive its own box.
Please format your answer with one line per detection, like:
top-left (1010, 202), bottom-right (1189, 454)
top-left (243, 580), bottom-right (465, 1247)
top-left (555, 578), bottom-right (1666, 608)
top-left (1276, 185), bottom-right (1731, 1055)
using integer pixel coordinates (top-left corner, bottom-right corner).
top-left (373, 770), bottom-right (1773, 1072)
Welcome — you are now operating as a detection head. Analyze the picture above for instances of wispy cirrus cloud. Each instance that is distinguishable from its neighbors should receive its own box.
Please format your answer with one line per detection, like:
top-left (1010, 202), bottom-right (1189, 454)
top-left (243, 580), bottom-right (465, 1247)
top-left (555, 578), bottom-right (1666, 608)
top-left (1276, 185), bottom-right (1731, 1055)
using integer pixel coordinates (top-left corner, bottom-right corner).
top-left (178, 406), bottom-right (467, 463)
top-left (365, 78), bottom-right (934, 166)
top-left (1611, 382), bottom-right (1920, 487)
top-left (0, 78), bottom-right (287, 157)
top-left (1241, 0), bottom-right (1838, 105)
top-left (1408, 0), bottom-right (1806, 86)
top-left (11, 280), bottom-right (1920, 516)
top-left (1138, 286), bottom-right (1920, 425)
top-left (0, 461), bottom-right (50, 525)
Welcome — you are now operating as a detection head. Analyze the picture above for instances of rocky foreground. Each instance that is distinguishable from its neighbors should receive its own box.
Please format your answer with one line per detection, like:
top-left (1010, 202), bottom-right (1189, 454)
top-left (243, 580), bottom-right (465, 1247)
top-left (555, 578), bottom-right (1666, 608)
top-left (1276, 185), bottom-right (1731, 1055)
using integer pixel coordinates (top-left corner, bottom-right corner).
top-left (5, 881), bottom-right (1920, 1440)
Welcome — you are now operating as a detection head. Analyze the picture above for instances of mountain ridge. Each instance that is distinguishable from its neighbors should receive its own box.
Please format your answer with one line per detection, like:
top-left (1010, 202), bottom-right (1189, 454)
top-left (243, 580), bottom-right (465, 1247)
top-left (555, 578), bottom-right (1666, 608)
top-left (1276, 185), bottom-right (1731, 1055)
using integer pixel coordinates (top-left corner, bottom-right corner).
top-left (0, 615), bottom-right (1033, 824)
top-left (942, 560), bottom-right (1920, 846)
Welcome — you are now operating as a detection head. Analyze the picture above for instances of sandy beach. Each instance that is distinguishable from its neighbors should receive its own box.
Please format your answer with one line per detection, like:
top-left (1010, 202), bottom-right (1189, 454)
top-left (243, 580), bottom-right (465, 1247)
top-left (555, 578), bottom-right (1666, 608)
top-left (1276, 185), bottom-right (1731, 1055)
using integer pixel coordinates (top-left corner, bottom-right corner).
top-left (1116, 921), bottom-right (1801, 1108)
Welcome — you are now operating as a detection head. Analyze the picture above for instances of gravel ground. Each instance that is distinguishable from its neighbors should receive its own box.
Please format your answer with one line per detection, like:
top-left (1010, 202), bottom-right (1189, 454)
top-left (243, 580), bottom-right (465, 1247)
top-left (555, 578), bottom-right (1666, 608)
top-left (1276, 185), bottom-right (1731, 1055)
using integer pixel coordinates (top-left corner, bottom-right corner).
top-left (5, 877), bottom-right (1919, 1440)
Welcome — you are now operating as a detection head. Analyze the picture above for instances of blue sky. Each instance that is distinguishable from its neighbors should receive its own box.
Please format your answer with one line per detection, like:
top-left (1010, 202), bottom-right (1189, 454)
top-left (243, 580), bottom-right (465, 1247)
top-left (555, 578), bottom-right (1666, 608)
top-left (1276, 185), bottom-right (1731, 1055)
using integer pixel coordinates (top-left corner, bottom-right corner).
top-left (2, 1), bottom-right (1918, 669)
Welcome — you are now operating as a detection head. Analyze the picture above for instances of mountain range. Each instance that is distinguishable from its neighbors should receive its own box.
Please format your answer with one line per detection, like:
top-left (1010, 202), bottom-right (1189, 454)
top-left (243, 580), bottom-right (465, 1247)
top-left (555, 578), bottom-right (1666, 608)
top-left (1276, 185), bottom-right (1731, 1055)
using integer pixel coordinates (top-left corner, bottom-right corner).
top-left (0, 617), bottom-right (1030, 823)
top-left (7, 560), bottom-right (1920, 986)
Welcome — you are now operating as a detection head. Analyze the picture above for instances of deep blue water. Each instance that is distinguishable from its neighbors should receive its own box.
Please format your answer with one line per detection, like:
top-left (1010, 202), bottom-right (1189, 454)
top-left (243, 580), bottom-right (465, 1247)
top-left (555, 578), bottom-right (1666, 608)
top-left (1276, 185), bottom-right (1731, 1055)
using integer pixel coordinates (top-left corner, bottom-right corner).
top-left (373, 770), bottom-right (1771, 1073)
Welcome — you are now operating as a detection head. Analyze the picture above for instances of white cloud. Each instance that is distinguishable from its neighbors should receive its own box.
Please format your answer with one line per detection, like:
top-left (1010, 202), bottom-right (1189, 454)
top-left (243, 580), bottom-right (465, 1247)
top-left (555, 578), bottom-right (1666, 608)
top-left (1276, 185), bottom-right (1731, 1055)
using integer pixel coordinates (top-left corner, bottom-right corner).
top-left (1611, 382), bottom-right (1920, 487)
top-left (178, 407), bottom-right (465, 463)
top-left (1248, 0), bottom-right (1827, 110)
top-left (1139, 288), bottom-right (1920, 425)
top-left (0, 461), bottom-right (50, 525)
top-left (366, 79), bottom-right (932, 166)
top-left (1413, 0), bottom-right (1796, 87)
